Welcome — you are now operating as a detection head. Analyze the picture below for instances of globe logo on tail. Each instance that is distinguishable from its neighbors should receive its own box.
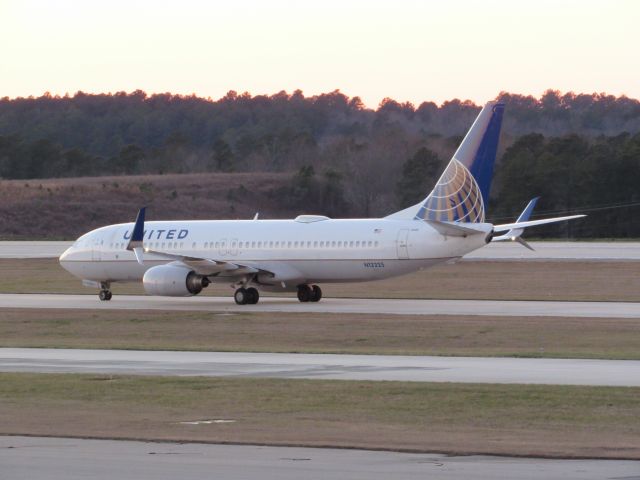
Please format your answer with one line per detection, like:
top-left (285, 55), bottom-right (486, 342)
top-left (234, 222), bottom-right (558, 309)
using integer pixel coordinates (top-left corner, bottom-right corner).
top-left (414, 159), bottom-right (485, 223)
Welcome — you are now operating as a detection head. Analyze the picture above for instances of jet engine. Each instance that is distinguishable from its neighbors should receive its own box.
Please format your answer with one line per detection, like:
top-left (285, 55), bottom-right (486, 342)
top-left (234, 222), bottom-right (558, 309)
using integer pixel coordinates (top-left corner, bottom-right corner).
top-left (143, 264), bottom-right (210, 296)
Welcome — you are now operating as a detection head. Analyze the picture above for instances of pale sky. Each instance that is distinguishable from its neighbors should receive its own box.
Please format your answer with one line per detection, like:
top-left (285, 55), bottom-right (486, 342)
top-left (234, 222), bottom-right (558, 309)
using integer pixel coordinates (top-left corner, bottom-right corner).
top-left (1, 0), bottom-right (638, 107)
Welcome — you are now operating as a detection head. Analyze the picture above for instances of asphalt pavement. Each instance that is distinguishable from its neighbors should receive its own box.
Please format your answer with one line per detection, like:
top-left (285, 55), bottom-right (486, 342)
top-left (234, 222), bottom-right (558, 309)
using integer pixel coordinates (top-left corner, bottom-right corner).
top-left (2, 436), bottom-right (639, 480)
top-left (1, 293), bottom-right (638, 317)
top-left (0, 240), bottom-right (639, 260)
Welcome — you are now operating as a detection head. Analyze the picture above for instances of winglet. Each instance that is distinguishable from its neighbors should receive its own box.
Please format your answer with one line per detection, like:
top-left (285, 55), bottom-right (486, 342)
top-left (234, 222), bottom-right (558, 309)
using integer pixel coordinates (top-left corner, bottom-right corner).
top-left (126, 207), bottom-right (146, 264)
top-left (492, 197), bottom-right (539, 250)
top-left (515, 197), bottom-right (539, 223)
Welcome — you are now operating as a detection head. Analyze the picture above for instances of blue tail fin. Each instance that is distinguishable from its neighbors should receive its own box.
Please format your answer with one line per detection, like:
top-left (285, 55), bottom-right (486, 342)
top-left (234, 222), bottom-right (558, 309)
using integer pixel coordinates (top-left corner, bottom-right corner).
top-left (413, 102), bottom-right (505, 223)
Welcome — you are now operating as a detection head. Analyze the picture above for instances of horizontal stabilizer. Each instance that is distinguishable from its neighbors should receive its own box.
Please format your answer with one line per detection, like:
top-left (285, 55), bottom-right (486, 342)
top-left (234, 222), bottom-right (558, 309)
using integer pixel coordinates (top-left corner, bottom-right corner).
top-left (493, 214), bottom-right (586, 232)
top-left (426, 219), bottom-right (487, 237)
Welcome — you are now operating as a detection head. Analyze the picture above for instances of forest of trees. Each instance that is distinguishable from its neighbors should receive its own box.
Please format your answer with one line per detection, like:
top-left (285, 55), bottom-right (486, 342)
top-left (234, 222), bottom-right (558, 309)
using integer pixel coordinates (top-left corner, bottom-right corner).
top-left (0, 89), bottom-right (639, 237)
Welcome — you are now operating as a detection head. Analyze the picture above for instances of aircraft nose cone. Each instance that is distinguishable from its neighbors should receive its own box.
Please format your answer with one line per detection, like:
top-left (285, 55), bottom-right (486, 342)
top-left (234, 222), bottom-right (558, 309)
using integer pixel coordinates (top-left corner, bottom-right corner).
top-left (58, 246), bottom-right (74, 269)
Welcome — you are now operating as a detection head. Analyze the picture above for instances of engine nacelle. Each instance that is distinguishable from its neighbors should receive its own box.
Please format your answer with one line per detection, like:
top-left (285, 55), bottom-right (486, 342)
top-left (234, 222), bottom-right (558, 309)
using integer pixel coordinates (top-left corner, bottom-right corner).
top-left (143, 264), bottom-right (210, 297)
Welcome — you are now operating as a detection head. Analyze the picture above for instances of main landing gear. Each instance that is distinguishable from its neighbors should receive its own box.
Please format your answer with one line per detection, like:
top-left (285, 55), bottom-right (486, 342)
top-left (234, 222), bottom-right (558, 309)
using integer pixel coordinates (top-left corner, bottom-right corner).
top-left (234, 287), bottom-right (259, 305)
top-left (232, 284), bottom-right (323, 305)
top-left (297, 284), bottom-right (322, 303)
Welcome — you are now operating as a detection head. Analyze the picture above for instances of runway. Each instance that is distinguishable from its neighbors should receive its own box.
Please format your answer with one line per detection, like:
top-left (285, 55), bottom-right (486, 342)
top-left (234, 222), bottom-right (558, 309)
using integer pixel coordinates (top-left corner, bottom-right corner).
top-left (2, 348), bottom-right (639, 386)
top-left (2, 436), bottom-right (638, 480)
top-left (0, 240), bottom-right (639, 260)
top-left (0, 293), bottom-right (638, 318)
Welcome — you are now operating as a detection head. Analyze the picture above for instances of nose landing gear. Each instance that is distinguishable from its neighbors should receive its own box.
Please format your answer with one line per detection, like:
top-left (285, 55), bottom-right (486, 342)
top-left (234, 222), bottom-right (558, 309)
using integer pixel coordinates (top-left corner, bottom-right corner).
top-left (97, 282), bottom-right (112, 301)
top-left (98, 289), bottom-right (112, 301)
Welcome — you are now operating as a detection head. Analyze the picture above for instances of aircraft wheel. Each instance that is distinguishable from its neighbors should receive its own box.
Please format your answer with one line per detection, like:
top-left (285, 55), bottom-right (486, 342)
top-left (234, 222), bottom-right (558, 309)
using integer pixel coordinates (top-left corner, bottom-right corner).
top-left (99, 290), bottom-right (112, 301)
top-left (310, 285), bottom-right (322, 302)
top-left (246, 287), bottom-right (260, 304)
top-left (297, 284), bottom-right (311, 302)
top-left (234, 288), bottom-right (249, 305)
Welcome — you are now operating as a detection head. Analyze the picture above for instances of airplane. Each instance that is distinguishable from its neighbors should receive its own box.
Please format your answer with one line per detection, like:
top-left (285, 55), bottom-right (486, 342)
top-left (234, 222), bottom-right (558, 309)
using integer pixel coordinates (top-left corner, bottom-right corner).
top-left (59, 101), bottom-right (585, 305)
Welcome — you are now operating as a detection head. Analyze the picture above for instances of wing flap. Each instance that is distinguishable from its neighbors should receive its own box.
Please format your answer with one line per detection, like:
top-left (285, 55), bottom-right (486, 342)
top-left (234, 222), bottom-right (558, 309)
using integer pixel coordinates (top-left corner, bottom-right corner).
top-left (143, 248), bottom-right (260, 276)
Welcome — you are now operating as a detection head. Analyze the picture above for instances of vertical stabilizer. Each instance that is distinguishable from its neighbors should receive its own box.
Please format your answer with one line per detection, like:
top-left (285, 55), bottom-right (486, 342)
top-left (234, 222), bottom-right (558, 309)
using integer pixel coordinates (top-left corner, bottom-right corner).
top-left (387, 101), bottom-right (505, 223)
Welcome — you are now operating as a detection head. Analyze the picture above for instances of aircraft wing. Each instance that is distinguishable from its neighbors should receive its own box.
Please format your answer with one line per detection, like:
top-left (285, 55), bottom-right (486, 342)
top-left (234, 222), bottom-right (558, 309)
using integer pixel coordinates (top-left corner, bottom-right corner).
top-left (125, 207), bottom-right (263, 277)
top-left (425, 219), bottom-right (487, 237)
top-left (141, 248), bottom-right (260, 276)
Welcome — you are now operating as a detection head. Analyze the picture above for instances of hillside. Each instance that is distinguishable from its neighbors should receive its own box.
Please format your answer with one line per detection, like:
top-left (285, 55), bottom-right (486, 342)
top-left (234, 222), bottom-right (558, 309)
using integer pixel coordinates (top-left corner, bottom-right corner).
top-left (0, 172), bottom-right (297, 239)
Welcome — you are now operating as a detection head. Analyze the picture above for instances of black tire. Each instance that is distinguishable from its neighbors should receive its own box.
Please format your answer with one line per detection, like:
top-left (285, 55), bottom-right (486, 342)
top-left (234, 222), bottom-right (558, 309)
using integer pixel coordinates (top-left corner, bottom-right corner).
top-left (246, 287), bottom-right (259, 304)
top-left (234, 288), bottom-right (248, 305)
top-left (105, 291), bottom-right (113, 301)
top-left (297, 285), bottom-right (311, 302)
top-left (310, 285), bottom-right (322, 302)
top-left (99, 290), bottom-right (111, 301)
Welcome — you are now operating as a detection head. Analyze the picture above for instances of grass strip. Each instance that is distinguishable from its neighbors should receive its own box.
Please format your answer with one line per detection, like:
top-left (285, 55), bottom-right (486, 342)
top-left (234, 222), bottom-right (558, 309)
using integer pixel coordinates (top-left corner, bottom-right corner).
top-left (1, 372), bottom-right (639, 459)
top-left (1, 308), bottom-right (640, 359)
top-left (1, 258), bottom-right (639, 302)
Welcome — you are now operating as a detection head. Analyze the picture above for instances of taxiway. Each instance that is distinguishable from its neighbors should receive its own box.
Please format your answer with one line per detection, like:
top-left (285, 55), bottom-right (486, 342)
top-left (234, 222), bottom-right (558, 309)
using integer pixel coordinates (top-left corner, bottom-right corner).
top-left (0, 241), bottom-right (639, 260)
top-left (2, 348), bottom-right (639, 386)
top-left (0, 293), bottom-right (638, 318)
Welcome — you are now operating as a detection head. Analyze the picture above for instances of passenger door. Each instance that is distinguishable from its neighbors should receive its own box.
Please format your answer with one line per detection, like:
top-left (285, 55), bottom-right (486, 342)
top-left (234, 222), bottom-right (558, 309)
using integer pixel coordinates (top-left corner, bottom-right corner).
top-left (91, 237), bottom-right (102, 261)
top-left (396, 229), bottom-right (410, 259)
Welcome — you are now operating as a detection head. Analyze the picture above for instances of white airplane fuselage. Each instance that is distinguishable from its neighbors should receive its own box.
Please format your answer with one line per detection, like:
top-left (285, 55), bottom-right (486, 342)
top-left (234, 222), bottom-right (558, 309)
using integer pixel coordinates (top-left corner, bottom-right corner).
top-left (60, 217), bottom-right (492, 290)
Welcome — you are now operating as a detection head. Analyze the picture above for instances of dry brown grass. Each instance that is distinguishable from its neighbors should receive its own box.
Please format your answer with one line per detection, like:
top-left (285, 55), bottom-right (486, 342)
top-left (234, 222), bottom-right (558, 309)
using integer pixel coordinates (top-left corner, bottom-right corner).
top-left (1, 257), bottom-right (639, 302)
top-left (1, 373), bottom-right (639, 459)
top-left (0, 172), bottom-right (293, 239)
top-left (1, 308), bottom-right (639, 359)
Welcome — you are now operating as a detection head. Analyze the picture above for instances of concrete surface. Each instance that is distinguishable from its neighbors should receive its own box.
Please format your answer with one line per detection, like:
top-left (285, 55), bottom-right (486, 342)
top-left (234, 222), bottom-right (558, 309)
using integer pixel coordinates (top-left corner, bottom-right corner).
top-left (0, 241), bottom-right (639, 260)
top-left (0, 241), bottom-right (70, 258)
top-left (2, 348), bottom-right (639, 386)
top-left (465, 241), bottom-right (640, 261)
top-left (2, 436), bottom-right (639, 480)
top-left (0, 293), bottom-right (638, 318)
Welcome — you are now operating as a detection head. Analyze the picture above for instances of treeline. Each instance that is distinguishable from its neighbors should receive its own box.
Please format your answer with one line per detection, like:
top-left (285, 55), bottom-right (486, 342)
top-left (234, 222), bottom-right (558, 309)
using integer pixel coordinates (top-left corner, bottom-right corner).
top-left (0, 89), bottom-right (639, 237)
top-left (2, 89), bottom-right (640, 160)
top-left (490, 132), bottom-right (640, 238)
